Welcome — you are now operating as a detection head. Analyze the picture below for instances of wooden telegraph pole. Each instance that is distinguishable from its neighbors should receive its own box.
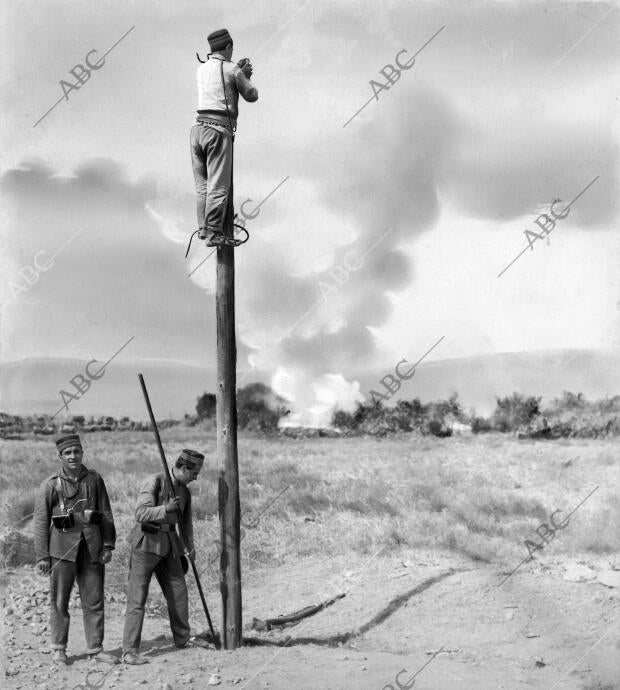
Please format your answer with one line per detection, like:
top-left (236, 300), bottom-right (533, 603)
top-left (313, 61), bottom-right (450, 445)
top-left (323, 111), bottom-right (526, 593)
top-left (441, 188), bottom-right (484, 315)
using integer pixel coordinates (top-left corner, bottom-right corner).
top-left (216, 207), bottom-right (242, 649)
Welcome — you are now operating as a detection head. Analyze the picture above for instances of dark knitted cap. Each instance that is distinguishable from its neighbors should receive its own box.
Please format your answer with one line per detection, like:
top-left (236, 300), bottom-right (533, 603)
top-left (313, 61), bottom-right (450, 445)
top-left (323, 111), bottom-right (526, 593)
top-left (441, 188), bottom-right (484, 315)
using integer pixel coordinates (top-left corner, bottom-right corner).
top-left (178, 448), bottom-right (205, 469)
top-left (208, 28), bottom-right (233, 52)
top-left (56, 434), bottom-right (82, 452)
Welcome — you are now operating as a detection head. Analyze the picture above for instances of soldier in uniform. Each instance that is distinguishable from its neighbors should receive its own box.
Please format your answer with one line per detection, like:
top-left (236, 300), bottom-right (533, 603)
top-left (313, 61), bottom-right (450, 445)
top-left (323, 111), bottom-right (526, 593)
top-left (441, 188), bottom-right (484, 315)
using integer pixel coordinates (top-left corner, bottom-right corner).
top-left (121, 449), bottom-right (209, 665)
top-left (34, 434), bottom-right (117, 665)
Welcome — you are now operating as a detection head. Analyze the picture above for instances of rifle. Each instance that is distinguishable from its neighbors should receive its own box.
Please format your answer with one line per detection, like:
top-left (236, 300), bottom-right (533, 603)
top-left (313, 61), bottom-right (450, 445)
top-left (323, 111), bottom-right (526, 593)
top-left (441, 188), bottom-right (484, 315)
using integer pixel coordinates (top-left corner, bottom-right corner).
top-left (138, 373), bottom-right (220, 649)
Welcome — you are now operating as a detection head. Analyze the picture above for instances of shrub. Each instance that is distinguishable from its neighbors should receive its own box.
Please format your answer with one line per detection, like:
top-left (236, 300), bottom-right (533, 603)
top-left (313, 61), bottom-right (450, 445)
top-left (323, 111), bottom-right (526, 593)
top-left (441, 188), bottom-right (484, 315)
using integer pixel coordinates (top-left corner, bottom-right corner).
top-left (196, 392), bottom-right (216, 419)
top-left (237, 383), bottom-right (289, 433)
top-left (491, 393), bottom-right (540, 432)
top-left (194, 384), bottom-right (289, 432)
top-left (422, 417), bottom-right (452, 437)
top-left (332, 409), bottom-right (356, 430)
top-left (471, 416), bottom-right (493, 434)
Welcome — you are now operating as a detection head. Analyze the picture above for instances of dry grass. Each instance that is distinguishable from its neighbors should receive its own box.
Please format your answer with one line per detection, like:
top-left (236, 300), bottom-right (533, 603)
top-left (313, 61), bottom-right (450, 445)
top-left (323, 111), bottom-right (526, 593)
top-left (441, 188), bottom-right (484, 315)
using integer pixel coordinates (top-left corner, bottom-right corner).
top-left (1, 430), bottom-right (618, 589)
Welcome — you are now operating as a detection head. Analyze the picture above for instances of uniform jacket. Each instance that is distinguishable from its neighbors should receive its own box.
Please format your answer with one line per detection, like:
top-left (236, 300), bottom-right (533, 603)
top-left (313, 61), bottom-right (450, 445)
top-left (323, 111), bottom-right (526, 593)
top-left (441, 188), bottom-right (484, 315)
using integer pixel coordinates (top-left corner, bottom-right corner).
top-left (127, 470), bottom-right (193, 558)
top-left (34, 465), bottom-right (116, 563)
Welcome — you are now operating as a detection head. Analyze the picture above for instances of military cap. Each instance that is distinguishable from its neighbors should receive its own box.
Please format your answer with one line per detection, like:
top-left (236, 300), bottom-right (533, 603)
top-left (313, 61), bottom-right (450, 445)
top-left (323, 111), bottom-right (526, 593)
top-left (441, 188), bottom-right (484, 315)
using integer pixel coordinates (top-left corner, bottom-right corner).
top-left (56, 434), bottom-right (82, 453)
top-left (207, 28), bottom-right (232, 52)
top-left (178, 448), bottom-right (205, 469)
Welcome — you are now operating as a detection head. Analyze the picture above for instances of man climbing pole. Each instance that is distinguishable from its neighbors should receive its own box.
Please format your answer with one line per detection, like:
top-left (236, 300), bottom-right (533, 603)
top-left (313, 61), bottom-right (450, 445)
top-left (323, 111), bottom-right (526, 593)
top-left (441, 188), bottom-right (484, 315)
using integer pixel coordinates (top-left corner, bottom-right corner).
top-left (190, 28), bottom-right (258, 249)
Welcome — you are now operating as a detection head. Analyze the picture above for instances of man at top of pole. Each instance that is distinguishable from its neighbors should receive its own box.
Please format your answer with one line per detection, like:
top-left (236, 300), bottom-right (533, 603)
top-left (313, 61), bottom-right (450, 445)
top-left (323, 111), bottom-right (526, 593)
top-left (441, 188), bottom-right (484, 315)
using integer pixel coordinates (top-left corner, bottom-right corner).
top-left (191, 28), bottom-right (258, 247)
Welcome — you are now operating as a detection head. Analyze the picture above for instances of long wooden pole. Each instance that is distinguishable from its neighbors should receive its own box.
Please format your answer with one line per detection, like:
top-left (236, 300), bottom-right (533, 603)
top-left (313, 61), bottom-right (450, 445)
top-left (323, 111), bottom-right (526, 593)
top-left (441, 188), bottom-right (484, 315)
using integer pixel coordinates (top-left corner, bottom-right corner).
top-left (216, 237), bottom-right (242, 649)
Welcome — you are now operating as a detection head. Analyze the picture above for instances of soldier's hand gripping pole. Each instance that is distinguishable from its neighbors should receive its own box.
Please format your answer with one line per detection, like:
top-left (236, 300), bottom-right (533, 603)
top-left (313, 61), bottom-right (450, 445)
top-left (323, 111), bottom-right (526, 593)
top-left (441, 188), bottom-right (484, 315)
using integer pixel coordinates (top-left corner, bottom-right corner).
top-left (138, 373), bottom-right (220, 649)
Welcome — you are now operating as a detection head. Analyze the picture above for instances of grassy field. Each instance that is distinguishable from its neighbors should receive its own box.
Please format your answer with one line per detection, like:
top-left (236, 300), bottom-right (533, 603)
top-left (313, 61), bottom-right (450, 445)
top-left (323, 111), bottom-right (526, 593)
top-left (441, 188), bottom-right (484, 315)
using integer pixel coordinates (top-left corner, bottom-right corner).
top-left (1, 429), bottom-right (619, 689)
top-left (1, 428), bottom-right (618, 590)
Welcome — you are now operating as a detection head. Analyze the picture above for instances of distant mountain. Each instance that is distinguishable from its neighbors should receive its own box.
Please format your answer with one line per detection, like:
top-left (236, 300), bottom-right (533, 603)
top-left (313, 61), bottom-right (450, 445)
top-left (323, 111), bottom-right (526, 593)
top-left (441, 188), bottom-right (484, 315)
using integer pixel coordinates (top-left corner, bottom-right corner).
top-left (0, 358), bottom-right (218, 420)
top-left (1, 349), bottom-right (619, 419)
top-left (369, 349), bottom-right (620, 416)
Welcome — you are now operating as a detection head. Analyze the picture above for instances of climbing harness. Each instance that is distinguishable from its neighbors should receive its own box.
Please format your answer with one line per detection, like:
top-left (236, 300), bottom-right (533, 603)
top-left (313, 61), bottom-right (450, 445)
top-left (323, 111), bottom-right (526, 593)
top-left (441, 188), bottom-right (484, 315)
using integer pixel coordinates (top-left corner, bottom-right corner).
top-left (187, 52), bottom-right (248, 258)
top-left (185, 218), bottom-right (249, 258)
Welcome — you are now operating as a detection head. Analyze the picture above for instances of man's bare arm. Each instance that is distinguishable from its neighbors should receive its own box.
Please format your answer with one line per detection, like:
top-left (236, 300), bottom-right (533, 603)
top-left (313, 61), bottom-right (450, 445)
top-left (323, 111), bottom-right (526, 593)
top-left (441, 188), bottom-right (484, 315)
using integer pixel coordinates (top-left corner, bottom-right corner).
top-left (234, 67), bottom-right (258, 102)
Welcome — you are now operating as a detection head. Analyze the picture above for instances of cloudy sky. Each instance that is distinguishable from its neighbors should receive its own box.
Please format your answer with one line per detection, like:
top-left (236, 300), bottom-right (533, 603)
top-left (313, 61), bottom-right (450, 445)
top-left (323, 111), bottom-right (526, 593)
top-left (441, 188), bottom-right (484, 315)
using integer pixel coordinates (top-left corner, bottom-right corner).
top-left (1, 0), bottom-right (618, 421)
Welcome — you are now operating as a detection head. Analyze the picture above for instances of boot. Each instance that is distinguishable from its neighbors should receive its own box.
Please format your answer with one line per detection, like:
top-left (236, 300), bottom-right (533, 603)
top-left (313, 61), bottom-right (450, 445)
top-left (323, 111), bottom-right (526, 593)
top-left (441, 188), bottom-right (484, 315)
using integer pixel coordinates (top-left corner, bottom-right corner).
top-left (90, 651), bottom-right (118, 664)
top-left (122, 651), bottom-right (149, 665)
top-left (177, 636), bottom-right (210, 649)
top-left (205, 230), bottom-right (226, 247)
top-left (52, 649), bottom-right (68, 665)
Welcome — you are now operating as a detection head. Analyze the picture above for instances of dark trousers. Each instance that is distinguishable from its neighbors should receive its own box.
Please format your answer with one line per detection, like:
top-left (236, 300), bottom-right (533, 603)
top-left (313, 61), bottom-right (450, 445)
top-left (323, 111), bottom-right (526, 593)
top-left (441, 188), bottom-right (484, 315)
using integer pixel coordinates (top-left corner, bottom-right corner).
top-left (122, 548), bottom-right (190, 653)
top-left (50, 539), bottom-right (105, 653)
top-left (189, 123), bottom-right (233, 233)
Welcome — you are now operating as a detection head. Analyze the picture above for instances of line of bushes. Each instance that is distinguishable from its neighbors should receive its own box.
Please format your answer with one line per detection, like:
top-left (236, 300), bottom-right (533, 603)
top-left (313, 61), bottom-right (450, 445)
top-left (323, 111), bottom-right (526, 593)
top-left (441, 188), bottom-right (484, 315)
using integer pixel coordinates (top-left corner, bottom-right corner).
top-left (5, 388), bottom-right (618, 440)
top-left (332, 391), bottom-right (620, 438)
top-left (332, 394), bottom-right (464, 437)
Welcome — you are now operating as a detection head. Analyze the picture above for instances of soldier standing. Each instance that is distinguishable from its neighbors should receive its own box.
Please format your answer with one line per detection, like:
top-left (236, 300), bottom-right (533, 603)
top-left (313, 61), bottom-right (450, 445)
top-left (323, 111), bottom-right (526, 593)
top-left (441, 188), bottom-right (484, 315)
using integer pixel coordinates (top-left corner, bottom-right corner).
top-left (121, 449), bottom-right (209, 665)
top-left (34, 434), bottom-right (117, 665)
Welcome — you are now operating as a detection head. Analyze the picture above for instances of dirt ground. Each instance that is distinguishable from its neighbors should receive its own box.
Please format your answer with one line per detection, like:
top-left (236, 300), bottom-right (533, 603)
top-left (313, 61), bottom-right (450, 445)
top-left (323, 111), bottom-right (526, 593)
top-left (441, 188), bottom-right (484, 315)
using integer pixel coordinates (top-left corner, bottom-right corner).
top-left (2, 548), bottom-right (618, 690)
